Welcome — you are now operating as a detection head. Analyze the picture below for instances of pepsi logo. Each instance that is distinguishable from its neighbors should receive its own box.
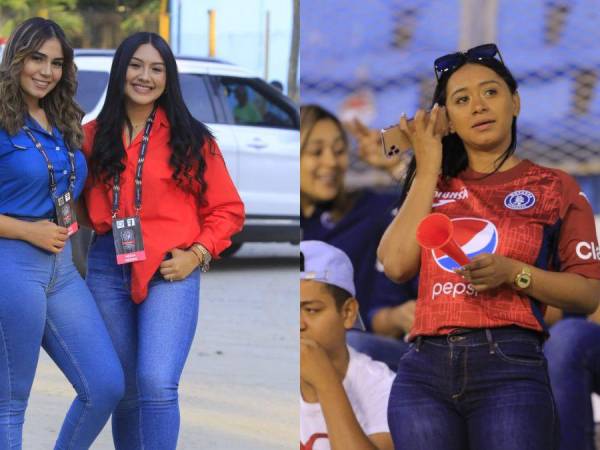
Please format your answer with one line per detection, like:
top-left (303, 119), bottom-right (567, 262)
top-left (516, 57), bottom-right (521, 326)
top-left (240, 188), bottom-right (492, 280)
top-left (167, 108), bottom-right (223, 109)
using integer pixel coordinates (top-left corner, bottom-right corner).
top-left (432, 218), bottom-right (498, 272)
top-left (504, 190), bottom-right (536, 210)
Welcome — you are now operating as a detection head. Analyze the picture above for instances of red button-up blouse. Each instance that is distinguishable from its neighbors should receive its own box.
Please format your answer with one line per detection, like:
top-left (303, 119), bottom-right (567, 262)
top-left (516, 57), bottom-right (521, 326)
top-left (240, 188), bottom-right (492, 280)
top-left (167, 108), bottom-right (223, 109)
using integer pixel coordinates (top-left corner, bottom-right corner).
top-left (82, 107), bottom-right (245, 302)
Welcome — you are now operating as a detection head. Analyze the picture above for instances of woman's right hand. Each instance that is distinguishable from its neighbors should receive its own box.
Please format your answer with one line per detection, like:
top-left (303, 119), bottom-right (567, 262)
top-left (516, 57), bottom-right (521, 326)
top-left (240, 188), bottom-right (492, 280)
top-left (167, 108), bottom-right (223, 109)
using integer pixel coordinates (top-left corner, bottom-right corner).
top-left (400, 104), bottom-right (445, 177)
top-left (23, 220), bottom-right (69, 253)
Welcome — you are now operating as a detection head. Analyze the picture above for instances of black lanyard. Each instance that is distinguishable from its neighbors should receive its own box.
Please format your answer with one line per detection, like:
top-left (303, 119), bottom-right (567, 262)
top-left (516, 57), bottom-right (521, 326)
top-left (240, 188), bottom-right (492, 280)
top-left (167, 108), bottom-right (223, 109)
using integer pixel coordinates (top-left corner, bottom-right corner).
top-left (112, 108), bottom-right (157, 218)
top-left (22, 125), bottom-right (76, 197)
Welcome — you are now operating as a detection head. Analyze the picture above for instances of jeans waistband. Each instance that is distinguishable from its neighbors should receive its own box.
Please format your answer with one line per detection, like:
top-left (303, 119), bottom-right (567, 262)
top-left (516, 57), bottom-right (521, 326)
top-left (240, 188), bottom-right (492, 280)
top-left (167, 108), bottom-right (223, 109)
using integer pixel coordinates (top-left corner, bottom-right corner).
top-left (414, 326), bottom-right (543, 351)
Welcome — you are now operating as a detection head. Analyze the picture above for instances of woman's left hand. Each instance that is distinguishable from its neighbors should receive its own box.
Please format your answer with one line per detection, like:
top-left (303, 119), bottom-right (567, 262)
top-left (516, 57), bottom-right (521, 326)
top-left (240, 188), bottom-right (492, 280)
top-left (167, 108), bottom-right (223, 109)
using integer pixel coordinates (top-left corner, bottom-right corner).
top-left (454, 254), bottom-right (518, 292)
top-left (159, 248), bottom-right (200, 281)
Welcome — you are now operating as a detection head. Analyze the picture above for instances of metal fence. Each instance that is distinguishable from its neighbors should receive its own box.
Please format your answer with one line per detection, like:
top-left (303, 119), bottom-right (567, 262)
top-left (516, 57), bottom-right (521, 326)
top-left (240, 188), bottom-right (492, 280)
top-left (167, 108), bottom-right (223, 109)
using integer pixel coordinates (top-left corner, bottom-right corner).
top-left (301, 0), bottom-right (600, 212)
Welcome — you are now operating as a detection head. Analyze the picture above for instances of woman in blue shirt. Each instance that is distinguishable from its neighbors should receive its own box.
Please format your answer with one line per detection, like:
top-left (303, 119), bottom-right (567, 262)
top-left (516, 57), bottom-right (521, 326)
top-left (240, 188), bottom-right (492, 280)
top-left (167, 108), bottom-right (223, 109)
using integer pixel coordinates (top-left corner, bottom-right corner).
top-left (0, 18), bottom-right (123, 449)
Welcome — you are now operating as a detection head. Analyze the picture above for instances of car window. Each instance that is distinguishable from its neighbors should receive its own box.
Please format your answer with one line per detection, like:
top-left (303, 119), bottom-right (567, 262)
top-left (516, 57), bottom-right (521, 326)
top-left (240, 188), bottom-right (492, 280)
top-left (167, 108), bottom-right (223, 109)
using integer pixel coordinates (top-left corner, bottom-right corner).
top-left (219, 77), bottom-right (296, 129)
top-left (76, 70), bottom-right (109, 113)
top-left (179, 74), bottom-right (218, 123)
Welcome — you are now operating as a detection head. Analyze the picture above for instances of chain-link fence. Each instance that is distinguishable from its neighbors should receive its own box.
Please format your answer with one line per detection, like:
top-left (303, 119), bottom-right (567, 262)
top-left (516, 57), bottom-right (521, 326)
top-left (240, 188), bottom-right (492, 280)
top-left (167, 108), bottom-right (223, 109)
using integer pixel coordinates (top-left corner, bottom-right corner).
top-left (301, 0), bottom-right (600, 212)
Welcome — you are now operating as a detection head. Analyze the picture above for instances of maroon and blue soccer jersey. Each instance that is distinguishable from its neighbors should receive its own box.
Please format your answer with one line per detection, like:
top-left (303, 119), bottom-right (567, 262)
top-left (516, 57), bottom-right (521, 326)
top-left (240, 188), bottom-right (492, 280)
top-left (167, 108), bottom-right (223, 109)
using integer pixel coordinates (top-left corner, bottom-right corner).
top-left (410, 159), bottom-right (600, 338)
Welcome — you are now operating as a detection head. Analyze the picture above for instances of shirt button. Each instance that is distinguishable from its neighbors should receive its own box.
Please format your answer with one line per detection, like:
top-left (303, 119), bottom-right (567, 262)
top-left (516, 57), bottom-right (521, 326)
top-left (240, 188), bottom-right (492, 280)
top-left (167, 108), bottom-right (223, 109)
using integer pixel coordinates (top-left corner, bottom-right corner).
top-left (56, 146), bottom-right (60, 151)
top-left (63, 170), bottom-right (68, 175)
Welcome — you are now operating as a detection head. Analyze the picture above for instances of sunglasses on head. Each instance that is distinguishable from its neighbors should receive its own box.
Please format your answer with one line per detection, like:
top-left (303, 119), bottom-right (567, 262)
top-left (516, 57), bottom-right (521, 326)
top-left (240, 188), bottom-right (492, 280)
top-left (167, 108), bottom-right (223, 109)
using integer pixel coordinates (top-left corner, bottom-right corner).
top-left (434, 43), bottom-right (504, 81)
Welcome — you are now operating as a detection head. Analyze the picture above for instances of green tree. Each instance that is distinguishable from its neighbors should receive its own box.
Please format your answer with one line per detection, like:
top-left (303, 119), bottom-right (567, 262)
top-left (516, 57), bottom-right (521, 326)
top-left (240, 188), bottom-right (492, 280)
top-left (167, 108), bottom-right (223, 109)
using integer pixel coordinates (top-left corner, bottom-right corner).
top-left (0, 0), bottom-right (83, 42)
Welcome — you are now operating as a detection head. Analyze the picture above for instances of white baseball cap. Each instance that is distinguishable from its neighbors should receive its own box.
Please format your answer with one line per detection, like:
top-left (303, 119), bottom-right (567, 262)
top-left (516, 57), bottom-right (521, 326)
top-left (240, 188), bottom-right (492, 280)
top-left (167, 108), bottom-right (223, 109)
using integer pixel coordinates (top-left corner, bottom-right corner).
top-left (300, 240), bottom-right (356, 297)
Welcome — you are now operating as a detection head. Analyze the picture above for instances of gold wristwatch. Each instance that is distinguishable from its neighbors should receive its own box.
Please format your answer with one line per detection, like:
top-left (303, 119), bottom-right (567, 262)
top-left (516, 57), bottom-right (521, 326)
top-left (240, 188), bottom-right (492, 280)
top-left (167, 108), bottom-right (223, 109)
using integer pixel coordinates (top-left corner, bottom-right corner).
top-left (514, 266), bottom-right (532, 290)
top-left (190, 244), bottom-right (212, 272)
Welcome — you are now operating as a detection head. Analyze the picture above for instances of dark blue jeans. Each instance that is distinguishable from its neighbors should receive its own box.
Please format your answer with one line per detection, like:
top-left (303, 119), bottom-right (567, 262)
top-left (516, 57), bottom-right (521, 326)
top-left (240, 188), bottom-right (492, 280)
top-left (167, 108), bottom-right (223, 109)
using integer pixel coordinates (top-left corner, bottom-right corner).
top-left (545, 318), bottom-right (600, 450)
top-left (86, 233), bottom-right (200, 450)
top-left (388, 327), bottom-right (559, 450)
top-left (0, 237), bottom-right (124, 450)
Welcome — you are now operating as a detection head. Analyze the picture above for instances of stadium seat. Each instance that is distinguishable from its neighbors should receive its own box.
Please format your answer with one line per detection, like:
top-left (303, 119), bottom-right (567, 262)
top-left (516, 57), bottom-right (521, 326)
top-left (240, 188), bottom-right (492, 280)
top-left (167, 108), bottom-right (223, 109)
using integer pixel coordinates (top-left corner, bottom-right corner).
top-left (410, 0), bottom-right (460, 53)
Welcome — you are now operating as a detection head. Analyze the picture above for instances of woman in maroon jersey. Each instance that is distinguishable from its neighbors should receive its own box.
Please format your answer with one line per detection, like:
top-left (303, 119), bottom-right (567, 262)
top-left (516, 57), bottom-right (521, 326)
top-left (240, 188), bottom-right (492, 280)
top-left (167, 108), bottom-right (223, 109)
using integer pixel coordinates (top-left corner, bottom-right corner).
top-left (378, 43), bottom-right (600, 450)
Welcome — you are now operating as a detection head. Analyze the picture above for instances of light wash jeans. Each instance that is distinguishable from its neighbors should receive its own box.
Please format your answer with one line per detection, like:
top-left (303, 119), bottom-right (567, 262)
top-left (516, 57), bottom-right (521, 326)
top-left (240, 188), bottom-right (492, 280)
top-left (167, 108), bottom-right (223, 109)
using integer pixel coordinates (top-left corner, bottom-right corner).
top-left (0, 236), bottom-right (124, 450)
top-left (86, 233), bottom-right (200, 450)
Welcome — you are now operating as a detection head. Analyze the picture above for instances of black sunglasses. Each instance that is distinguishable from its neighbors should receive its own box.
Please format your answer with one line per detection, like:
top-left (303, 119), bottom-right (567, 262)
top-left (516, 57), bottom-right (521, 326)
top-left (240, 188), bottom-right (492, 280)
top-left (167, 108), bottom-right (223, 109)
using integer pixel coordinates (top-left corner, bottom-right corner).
top-left (434, 43), bottom-right (504, 81)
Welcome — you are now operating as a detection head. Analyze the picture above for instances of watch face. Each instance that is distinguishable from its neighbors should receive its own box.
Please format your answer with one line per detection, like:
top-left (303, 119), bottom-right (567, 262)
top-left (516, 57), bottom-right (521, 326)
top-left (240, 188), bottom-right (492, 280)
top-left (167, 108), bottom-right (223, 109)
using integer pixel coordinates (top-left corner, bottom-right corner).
top-left (516, 274), bottom-right (531, 288)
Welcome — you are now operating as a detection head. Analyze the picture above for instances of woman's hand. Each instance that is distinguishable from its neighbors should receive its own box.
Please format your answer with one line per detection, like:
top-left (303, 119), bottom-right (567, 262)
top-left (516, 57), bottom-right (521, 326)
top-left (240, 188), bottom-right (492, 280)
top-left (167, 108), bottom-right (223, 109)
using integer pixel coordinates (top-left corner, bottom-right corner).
top-left (454, 253), bottom-right (518, 292)
top-left (159, 248), bottom-right (200, 281)
top-left (23, 220), bottom-right (69, 253)
top-left (400, 104), bottom-right (446, 178)
top-left (345, 118), bottom-right (399, 170)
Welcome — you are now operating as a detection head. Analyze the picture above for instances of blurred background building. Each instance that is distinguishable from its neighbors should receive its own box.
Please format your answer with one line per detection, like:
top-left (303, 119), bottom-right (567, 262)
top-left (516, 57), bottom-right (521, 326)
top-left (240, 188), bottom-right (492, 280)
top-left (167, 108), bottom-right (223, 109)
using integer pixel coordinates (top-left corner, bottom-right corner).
top-left (301, 0), bottom-right (600, 214)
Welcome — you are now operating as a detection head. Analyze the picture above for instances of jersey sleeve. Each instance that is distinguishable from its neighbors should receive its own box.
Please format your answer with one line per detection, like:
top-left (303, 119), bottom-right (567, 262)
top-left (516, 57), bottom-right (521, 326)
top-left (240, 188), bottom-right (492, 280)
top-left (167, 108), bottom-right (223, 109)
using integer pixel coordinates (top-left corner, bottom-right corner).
top-left (557, 171), bottom-right (600, 279)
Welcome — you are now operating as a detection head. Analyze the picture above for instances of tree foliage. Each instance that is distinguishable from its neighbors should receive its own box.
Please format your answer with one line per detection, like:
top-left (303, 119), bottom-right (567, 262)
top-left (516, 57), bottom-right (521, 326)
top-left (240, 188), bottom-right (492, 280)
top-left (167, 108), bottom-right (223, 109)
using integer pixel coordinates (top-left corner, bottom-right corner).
top-left (0, 0), bottom-right (160, 47)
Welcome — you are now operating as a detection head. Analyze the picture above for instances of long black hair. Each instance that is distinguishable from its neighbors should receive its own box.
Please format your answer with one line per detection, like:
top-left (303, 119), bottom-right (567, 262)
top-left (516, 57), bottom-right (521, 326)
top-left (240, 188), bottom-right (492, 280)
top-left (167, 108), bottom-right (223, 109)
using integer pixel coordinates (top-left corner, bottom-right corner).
top-left (399, 57), bottom-right (519, 202)
top-left (89, 32), bottom-right (213, 197)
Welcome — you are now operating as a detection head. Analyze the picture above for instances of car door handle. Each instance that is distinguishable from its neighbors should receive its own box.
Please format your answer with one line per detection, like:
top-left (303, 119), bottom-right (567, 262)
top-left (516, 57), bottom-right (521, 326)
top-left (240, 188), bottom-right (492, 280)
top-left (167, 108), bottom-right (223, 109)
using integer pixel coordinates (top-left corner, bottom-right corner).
top-left (246, 139), bottom-right (268, 149)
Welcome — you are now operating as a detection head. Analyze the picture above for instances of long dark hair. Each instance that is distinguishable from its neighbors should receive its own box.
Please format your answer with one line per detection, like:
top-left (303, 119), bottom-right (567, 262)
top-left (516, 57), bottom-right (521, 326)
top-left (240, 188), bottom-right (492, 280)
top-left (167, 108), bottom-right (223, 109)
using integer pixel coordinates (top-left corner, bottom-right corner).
top-left (0, 17), bottom-right (83, 148)
top-left (89, 32), bottom-right (213, 197)
top-left (400, 57), bottom-right (519, 202)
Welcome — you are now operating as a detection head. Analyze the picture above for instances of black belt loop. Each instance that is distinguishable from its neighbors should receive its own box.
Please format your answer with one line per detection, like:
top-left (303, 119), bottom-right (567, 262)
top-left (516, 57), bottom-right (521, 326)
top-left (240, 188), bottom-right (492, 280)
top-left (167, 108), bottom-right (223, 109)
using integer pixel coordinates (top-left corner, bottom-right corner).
top-left (415, 336), bottom-right (423, 352)
top-left (485, 328), bottom-right (495, 354)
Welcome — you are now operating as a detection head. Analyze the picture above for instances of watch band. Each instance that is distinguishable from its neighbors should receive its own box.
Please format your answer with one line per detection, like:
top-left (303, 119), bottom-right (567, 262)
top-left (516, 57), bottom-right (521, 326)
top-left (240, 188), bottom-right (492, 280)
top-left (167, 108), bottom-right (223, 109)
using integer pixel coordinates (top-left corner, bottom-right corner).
top-left (190, 243), bottom-right (211, 272)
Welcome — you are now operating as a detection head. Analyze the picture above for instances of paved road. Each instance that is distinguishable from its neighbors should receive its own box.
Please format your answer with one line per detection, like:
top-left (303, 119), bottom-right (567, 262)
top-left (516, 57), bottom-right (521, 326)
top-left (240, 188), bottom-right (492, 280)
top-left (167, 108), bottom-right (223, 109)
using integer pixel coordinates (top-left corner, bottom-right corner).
top-left (23, 243), bottom-right (299, 449)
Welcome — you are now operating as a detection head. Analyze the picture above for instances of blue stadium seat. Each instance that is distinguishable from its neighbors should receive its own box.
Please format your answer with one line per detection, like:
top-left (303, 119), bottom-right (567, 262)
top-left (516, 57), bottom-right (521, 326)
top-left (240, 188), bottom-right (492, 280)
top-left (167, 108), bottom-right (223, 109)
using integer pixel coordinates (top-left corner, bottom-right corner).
top-left (497, 0), bottom-right (546, 51)
top-left (410, 0), bottom-right (460, 52)
top-left (496, 0), bottom-right (575, 76)
top-left (517, 77), bottom-right (573, 127)
top-left (300, 84), bottom-right (420, 130)
top-left (557, 0), bottom-right (600, 68)
top-left (301, 1), bottom-right (398, 60)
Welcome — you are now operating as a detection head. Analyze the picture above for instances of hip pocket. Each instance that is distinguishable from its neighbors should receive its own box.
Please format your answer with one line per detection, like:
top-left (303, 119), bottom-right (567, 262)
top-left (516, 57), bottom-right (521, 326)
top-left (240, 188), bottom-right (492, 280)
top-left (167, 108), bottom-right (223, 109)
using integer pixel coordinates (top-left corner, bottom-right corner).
top-left (494, 339), bottom-right (545, 367)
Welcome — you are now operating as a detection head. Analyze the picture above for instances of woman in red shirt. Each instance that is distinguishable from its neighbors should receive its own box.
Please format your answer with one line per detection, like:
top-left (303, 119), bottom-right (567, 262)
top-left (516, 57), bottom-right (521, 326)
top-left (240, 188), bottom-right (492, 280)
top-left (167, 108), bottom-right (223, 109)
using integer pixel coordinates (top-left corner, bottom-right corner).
top-left (378, 44), bottom-right (600, 449)
top-left (82, 32), bottom-right (244, 449)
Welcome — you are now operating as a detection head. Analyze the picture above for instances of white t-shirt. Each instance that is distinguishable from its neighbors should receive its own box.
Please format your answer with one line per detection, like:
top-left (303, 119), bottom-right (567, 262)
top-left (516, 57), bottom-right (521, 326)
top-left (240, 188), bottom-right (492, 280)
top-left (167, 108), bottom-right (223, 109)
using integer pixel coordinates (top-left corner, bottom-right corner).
top-left (300, 346), bottom-right (395, 450)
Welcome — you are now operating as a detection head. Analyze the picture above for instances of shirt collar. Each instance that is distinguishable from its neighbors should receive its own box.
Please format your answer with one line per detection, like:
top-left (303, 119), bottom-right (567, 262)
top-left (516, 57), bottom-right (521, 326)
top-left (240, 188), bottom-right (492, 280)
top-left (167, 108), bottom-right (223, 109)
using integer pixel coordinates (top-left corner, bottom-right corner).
top-left (25, 114), bottom-right (58, 138)
top-left (153, 105), bottom-right (169, 129)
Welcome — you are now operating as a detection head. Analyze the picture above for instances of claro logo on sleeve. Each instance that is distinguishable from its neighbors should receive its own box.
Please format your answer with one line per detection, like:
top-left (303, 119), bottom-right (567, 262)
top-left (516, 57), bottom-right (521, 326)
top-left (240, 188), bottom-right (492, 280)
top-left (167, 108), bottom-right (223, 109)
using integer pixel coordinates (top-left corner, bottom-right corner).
top-left (576, 241), bottom-right (600, 260)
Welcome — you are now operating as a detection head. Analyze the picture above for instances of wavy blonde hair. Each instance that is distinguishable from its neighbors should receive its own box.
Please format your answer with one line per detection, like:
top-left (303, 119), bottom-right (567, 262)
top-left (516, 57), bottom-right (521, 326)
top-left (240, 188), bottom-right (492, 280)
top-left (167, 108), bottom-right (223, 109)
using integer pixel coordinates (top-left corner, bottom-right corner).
top-left (0, 17), bottom-right (83, 148)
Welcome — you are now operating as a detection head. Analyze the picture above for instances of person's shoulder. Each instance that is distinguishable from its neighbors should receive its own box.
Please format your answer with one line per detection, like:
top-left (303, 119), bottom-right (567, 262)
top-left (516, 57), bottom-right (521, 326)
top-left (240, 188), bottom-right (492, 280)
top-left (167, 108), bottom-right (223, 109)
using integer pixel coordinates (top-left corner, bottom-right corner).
top-left (81, 120), bottom-right (99, 157)
top-left (530, 161), bottom-right (581, 195)
top-left (347, 346), bottom-right (395, 383)
top-left (82, 119), bottom-right (98, 139)
top-left (352, 188), bottom-right (399, 214)
top-left (0, 127), bottom-right (10, 143)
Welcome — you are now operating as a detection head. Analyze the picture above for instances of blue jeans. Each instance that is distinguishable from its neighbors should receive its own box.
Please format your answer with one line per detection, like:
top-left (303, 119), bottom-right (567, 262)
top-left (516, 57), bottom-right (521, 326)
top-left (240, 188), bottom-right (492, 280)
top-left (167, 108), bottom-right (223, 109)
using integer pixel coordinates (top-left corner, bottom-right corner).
top-left (0, 237), bottom-right (124, 450)
top-left (86, 233), bottom-right (200, 450)
top-left (545, 318), bottom-right (600, 450)
top-left (346, 329), bottom-right (410, 372)
top-left (388, 327), bottom-right (559, 450)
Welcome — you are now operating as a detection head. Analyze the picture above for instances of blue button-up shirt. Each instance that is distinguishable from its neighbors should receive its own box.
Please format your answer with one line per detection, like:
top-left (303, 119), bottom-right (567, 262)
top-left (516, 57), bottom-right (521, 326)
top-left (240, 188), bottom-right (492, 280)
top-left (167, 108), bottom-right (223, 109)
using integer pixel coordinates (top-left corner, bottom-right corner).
top-left (0, 117), bottom-right (87, 217)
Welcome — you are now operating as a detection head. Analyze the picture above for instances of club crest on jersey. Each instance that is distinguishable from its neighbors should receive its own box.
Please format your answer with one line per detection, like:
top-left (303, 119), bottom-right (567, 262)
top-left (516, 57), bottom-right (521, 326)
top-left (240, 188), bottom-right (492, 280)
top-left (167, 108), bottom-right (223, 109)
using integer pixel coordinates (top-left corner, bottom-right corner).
top-left (432, 218), bottom-right (498, 272)
top-left (504, 190), bottom-right (536, 210)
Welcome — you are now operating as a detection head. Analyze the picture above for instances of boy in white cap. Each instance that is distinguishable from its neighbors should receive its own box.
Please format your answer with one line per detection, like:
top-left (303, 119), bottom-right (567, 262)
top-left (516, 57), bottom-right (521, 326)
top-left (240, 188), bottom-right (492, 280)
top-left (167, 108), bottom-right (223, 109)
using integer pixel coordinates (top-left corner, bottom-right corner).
top-left (300, 240), bottom-right (395, 450)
